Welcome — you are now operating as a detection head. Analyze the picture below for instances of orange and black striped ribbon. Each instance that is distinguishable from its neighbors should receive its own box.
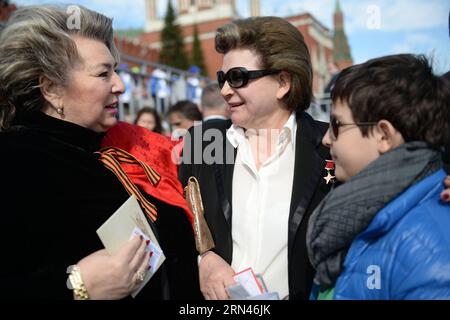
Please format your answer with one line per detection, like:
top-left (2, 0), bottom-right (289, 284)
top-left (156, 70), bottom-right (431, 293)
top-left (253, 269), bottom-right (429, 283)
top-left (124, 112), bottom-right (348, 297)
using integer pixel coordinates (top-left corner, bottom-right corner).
top-left (95, 147), bottom-right (161, 222)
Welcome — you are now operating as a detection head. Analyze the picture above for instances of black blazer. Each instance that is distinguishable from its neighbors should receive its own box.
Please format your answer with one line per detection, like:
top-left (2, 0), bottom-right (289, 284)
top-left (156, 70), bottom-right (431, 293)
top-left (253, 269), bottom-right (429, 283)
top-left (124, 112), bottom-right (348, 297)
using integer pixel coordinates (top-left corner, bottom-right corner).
top-left (0, 111), bottom-right (201, 299)
top-left (179, 113), bottom-right (332, 300)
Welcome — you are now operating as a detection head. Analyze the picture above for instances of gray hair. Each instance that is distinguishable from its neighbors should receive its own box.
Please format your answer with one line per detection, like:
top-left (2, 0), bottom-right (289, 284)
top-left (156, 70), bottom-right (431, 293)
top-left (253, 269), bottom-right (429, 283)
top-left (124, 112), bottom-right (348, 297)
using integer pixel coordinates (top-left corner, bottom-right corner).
top-left (200, 82), bottom-right (227, 110)
top-left (0, 5), bottom-right (119, 131)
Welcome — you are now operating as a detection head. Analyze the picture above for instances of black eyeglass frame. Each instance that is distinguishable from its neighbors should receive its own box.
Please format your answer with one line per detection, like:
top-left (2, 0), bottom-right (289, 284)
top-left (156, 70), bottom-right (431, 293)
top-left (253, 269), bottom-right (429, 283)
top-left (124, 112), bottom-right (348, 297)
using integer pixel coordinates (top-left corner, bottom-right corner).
top-left (329, 116), bottom-right (377, 140)
top-left (216, 67), bottom-right (278, 89)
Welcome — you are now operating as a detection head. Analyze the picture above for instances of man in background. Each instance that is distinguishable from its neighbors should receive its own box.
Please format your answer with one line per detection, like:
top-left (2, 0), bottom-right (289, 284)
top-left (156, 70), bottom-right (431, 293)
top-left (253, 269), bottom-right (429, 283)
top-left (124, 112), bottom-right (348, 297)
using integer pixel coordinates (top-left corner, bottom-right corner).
top-left (199, 83), bottom-right (229, 123)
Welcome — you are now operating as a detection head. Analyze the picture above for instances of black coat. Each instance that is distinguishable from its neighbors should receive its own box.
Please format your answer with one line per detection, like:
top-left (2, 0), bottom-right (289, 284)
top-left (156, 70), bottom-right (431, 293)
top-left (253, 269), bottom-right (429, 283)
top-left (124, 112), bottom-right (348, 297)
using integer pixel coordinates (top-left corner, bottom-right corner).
top-left (179, 112), bottom-right (332, 300)
top-left (0, 111), bottom-right (201, 299)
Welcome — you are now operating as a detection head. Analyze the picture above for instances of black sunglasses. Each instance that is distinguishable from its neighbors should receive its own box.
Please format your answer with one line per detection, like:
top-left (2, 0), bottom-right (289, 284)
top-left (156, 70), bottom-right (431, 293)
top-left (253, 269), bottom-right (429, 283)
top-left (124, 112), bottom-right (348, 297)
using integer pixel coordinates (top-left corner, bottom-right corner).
top-left (217, 67), bottom-right (278, 89)
top-left (330, 116), bottom-right (377, 140)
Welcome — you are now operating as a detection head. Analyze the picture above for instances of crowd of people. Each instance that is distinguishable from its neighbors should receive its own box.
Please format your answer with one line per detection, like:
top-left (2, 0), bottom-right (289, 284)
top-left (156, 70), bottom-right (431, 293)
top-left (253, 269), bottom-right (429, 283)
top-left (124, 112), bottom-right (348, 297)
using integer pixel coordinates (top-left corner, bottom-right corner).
top-left (0, 5), bottom-right (449, 300)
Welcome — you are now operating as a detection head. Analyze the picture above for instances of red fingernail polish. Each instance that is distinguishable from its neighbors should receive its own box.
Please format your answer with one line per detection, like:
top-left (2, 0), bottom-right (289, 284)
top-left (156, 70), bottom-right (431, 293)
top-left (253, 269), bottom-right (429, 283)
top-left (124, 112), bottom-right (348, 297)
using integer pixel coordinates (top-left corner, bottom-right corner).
top-left (443, 194), bottom-right (449, 200)
top-left (146, 240), bottom-right (150, 246)
top-left (149, 251), bottom-right (153, 257)
top-left (148, 265), bottom-right (151, 270)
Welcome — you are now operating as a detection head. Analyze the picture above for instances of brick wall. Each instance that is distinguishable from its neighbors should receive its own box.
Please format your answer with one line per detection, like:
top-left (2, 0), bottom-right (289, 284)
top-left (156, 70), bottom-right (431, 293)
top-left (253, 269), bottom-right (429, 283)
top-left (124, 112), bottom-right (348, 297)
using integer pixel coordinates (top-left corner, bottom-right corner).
top-left (0, 3), bottom-right (17, 23)
top-left (133, 14), bottom-right (335, 94)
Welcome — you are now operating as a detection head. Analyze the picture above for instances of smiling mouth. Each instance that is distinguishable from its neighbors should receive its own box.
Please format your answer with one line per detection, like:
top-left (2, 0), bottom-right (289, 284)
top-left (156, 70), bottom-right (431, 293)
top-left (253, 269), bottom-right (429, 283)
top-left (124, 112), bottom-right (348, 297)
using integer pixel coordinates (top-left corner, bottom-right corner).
top-left (105, 102), bottom-right (118, 109)
top-left (229, 103), bottom-right (244, 108)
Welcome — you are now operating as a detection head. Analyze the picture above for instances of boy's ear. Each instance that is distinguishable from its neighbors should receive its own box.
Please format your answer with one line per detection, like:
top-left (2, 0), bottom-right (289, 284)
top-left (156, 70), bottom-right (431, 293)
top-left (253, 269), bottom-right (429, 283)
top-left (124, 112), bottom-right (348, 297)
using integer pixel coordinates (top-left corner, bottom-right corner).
top-left (375, 120), bottom-right (405, 154)
top-left (276, 71), bottom-right (291, 100)
top-left (39, 76), bottom-right (63, 109)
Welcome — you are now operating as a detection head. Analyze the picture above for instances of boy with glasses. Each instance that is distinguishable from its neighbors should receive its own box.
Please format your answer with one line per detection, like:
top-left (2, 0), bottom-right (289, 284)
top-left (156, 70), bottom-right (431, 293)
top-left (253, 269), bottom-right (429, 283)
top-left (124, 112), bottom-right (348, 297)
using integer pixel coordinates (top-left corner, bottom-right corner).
top-left (307, 54), bottom-right (450, 299)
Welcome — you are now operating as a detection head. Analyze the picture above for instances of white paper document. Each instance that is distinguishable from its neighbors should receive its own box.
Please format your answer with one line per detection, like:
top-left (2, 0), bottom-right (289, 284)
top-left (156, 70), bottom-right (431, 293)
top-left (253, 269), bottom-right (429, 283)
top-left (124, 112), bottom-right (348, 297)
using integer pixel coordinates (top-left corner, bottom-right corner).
top-left (96, 195), bottom-right (165, 298)
top-left (226, 268), bottom-right (280, 300)
top-left (233, 268), bottom-right (264, 296)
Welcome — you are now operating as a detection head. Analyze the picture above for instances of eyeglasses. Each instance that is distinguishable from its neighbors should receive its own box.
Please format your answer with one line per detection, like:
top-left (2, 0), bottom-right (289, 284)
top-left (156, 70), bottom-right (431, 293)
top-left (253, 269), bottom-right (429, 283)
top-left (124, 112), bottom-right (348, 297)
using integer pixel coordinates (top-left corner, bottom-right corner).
top-left (329, 116), bottom-right (377, 140)
top-left (217, 67), bottom-right (278, 89)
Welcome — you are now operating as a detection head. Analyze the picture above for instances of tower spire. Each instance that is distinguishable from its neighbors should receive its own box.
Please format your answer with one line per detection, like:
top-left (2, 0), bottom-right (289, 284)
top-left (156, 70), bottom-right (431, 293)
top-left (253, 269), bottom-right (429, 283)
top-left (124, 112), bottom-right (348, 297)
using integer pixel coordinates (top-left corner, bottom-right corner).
top-left (335, 0), bottom-right (341, 13)
top-left (250, 0), bottom-right (260, 17)
top-left (145, 0), bottom-right (157, 21)
top-left (333, 0), bottom-right (353, 70)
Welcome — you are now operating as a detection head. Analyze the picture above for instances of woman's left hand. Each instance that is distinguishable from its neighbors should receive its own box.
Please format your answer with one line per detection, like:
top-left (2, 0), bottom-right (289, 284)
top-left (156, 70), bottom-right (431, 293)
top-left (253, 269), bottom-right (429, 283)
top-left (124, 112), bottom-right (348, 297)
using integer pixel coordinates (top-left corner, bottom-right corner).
top-left (76, 235), bottom-right (149, 300)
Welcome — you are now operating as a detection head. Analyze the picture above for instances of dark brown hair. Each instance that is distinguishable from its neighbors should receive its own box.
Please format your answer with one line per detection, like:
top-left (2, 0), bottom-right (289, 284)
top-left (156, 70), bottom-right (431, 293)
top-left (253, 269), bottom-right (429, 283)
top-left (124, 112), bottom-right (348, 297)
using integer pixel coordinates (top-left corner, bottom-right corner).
top-left (167, 100), bottom-right (202, 121)
top-left (215, 16), bottom-right (313, 112)
top-left (332, 54), bottom-right (450, 149)
top-left (134, 107), bottom-right (163, 134)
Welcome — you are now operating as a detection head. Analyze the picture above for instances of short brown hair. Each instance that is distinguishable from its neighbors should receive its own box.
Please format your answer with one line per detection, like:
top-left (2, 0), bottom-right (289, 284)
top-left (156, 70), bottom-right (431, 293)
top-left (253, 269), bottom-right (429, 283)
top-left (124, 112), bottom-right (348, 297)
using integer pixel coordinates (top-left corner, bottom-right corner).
top-left (215, 17), bottom-right (313, 113)
top-left (167, 100), bottom-right (202, 121)
top-left (332, 54), bottom-right (450, 149)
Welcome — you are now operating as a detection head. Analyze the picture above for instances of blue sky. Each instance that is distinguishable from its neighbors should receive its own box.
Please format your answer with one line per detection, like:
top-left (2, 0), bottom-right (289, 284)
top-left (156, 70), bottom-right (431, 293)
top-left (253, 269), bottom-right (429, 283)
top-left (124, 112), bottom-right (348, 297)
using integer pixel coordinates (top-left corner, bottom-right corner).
top-left (14, 0), bottom-right (450, 74)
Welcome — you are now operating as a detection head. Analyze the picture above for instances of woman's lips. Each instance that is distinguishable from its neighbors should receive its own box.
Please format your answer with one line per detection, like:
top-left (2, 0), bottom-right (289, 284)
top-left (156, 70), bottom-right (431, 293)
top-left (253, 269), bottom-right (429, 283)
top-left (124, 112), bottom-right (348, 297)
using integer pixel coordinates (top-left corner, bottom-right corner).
top-left (229, 102), bottom-right (244, 109)
top-left (105, 102), bottom-right (119, 115)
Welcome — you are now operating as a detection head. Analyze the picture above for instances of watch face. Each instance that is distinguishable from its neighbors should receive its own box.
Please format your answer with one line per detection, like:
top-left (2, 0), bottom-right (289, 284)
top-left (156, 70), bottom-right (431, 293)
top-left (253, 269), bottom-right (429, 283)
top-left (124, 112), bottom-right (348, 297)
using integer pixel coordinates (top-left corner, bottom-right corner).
top-left (66, 265), bottom-right (75, 274)
top-left (66, 275), bottom-right (75, 290)
top-left (66, 265), bottom-right (76, 290)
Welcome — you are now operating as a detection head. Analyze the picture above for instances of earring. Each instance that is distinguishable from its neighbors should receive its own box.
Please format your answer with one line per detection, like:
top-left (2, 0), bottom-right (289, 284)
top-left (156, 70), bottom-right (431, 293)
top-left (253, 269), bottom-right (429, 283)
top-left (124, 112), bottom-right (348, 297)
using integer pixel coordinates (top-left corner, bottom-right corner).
top-left (56, 106), bottom-right (64, 117)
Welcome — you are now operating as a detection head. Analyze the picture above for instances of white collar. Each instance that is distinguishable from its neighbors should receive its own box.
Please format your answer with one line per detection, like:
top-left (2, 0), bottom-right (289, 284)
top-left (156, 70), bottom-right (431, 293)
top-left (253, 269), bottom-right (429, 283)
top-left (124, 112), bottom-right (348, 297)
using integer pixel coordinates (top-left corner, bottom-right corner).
top-left (203, 115), bottom-right (228, 122)
top-left (226, 112), bottom-right (296, 150)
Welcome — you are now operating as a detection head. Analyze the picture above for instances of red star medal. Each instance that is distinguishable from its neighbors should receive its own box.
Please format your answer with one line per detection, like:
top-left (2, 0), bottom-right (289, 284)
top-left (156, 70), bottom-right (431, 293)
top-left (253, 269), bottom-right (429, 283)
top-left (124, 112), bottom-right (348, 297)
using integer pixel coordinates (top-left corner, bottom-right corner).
top-left (323, 160), bottom-right (335, 184)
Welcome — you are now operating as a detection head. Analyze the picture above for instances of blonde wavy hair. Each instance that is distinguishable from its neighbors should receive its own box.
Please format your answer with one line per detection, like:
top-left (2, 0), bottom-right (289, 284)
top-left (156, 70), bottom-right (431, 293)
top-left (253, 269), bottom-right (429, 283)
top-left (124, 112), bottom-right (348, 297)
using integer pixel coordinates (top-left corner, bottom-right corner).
top-left (0, 5), bottom-right (119, 131)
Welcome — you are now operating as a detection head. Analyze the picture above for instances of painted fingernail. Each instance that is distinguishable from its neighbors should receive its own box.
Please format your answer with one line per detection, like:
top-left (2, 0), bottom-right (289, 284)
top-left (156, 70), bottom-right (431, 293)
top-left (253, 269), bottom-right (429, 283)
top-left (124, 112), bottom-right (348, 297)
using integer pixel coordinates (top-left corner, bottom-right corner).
top-left (149, 251), bottom-right (153, 258)
top-left (139, 235), bottom-right (143, 240)
top-left (146, 240), bottom-right (150, 246)
top-left (443, 193), bottom-right (449, 200)
top-left (148, 265), bottom-right (151, 270)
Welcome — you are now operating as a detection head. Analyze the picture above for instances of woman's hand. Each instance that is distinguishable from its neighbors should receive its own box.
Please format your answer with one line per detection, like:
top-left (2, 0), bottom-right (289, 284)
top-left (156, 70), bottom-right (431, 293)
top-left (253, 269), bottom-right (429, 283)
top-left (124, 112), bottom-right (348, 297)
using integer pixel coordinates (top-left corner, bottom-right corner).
top-left (441, 175), bottom-right (450, 202)
top-left (76, 235), bottom-right (150, 300)
top-left (198, 251), bottom-right (236, 300)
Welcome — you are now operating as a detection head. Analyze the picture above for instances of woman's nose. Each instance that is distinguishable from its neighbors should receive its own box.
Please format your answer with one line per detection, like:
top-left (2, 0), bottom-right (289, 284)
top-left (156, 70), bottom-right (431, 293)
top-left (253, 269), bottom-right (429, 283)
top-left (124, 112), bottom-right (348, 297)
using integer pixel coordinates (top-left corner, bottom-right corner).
top-left (112, 71), bottom-right (125, 94)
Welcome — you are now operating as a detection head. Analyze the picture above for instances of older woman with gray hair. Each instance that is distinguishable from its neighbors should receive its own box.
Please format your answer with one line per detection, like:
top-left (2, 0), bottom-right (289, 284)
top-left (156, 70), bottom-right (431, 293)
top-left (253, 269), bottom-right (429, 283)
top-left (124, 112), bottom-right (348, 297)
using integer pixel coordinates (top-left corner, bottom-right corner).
top-left (0, 5), bottom-right (201, 300)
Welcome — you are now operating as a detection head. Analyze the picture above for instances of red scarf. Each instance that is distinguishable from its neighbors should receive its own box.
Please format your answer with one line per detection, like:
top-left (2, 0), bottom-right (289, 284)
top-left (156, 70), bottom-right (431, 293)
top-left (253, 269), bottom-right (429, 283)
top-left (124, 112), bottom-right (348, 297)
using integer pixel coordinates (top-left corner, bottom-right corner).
top-left (100, 122), bottom-right (193, 226)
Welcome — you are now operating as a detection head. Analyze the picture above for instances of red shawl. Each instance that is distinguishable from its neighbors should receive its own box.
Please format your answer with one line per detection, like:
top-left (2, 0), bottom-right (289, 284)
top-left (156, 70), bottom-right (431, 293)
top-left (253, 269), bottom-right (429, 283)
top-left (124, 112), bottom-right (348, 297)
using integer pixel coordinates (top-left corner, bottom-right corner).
top-left (101, 122), bottom-right (193, 226)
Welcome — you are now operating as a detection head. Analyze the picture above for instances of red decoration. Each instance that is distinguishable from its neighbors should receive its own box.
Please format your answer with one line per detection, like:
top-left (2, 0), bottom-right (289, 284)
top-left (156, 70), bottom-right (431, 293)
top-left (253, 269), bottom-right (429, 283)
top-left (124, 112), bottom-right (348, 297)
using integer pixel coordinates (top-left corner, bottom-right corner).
top-left (101, 121), bottom-right (194, 226)
top-left (325, 160), bottom-right (334, 170)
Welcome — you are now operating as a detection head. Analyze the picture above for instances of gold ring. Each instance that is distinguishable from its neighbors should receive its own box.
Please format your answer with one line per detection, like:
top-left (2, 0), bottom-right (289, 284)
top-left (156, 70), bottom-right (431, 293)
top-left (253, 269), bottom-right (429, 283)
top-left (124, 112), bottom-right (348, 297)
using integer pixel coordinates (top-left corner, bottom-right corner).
top-left (136, 270), bottom-right (146, 283)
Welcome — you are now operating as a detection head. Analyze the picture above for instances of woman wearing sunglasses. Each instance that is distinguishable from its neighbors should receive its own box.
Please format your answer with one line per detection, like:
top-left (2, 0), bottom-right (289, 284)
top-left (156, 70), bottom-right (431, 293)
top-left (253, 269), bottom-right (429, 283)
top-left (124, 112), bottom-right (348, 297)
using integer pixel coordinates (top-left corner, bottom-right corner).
top-left (179, 16), bottom-right (333, 300)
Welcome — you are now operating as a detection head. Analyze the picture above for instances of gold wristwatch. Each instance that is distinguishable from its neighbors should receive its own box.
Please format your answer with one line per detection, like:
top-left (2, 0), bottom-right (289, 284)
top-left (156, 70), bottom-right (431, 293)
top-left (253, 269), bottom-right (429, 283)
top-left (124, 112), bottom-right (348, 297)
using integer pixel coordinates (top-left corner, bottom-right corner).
top-left (66, 265), bottom-right (90, 300)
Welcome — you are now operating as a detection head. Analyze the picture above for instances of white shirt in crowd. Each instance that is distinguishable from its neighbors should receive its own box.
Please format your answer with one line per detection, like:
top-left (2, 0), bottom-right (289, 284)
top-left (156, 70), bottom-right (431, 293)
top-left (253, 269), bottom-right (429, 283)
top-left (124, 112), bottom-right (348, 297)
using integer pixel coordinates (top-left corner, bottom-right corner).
top-left (203, 115), bottom-right (228, 122)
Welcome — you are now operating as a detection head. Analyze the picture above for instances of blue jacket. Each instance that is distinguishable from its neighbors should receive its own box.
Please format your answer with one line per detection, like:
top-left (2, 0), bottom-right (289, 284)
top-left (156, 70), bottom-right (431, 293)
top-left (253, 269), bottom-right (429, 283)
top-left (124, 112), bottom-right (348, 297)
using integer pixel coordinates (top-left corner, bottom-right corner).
top-left (334, 169), bottom-right (450, 300)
